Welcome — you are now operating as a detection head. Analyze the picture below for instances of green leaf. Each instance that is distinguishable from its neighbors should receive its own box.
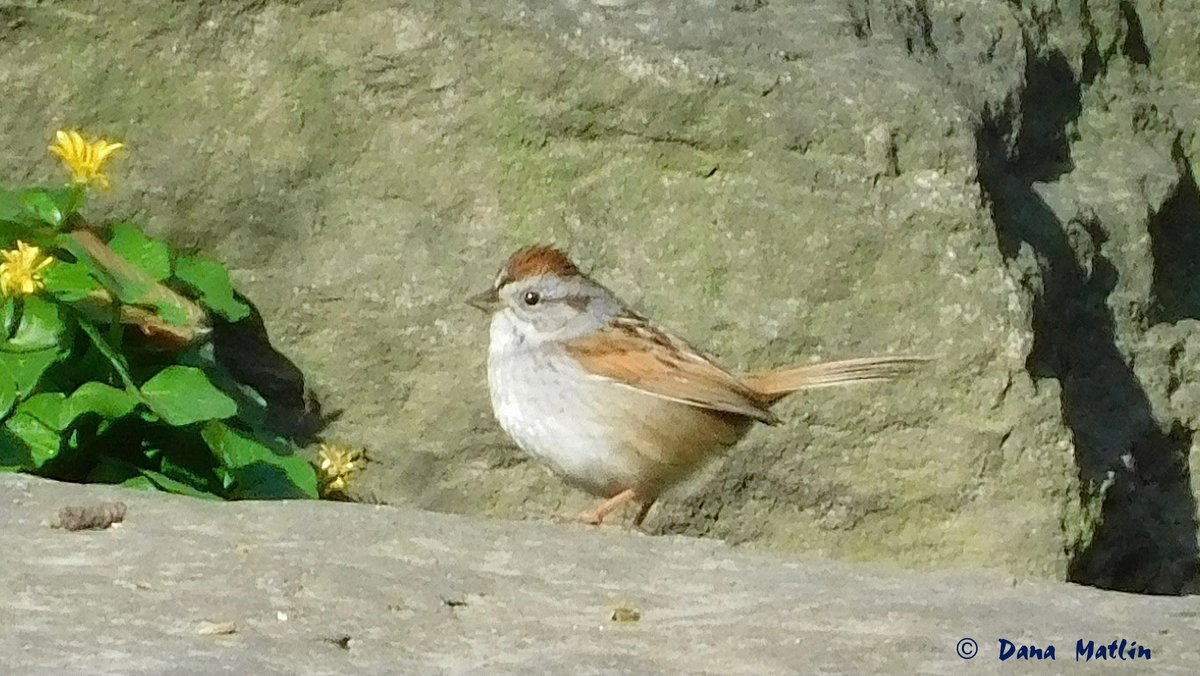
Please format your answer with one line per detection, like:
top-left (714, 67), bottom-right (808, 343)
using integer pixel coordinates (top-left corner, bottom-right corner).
top-left (229, 460), bottom-right (319, 499)
top-left (4, 396), bottom-right (65, 467)
top-left (0, 297), bottom-right (14, 338)
top-left (152, 297), bottom-right (191, 326)
top-left (200, 420), bottom-right (261, 467)
top-left (58, 233), bottom-right (135, 296)
top-left (58, 233), bottom-right (191, 327)
top-left (159, 452), bottom-right (222, 494)
top-left (135, 466), bottom-right (221, 499)
top-left (66, 382), bottom-right (139, 421)
top-left (19, 392), bottom-right (69, 429)
top-left (86, 457), bottom-right (155, 490)
top-left (141, 366), bottom-right (237, 426)
top-left (0, 299), bottom-right (70, 397)
top-left (0, 370), bottom-right (15, 419)
top-left (14, 186), bottom-right (83, 229)
top-left (174, 255), bottom-right (250, 322)
top-left (201, 421), bottom-right (318, 499)
top-left (120, 474), bottom-right (156, 490)
top-left (58, 232), bottom-right (151, 303)
top-left (0, 425), bottom-right (34, 470)
top-left (78, 320), bottom-right (137, 391)
top-left (108, 222), bottom-right (171, 281)
top-left (0, 221), bottom-right (35, 248)
top-left (41, 260), bottom-right (102, 302)
top-left (2, 297), bottom-right (68, 351)
top-left (21, 190), bottom-right (63, 228)
top-left (0, 347), bottom-right (61, 397)
top-left (50, 185), bottom-right (85, 217)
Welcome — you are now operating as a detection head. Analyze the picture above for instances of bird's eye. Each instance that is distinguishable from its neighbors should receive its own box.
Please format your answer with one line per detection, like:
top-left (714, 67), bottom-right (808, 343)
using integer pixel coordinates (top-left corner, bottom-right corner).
top-left (523, 291), bottom-right (541, 306)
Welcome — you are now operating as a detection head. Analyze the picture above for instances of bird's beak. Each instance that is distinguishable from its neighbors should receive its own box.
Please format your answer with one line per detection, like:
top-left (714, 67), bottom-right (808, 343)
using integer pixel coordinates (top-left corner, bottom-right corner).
top-left (466, 288), bottom-right (500, 313)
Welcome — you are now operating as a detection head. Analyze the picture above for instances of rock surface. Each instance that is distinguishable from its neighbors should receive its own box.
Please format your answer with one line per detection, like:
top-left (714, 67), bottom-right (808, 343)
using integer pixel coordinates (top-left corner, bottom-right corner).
top-left (2, 474), bottom-right (1198, 674)
top-left (0, 0), bottom-right (1197, 592)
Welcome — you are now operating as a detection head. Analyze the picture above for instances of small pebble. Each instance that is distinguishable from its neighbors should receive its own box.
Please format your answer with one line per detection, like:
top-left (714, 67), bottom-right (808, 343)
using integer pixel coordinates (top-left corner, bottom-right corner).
top-left (610, 604), bottom-right (641, 623)
top-left (196, 621), bottom-right (237, 636)
top-left (52, 502), bottom-right (127, 531)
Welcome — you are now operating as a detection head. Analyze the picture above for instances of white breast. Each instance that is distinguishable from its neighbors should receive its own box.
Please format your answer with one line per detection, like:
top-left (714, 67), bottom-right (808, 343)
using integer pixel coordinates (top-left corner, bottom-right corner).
top-left (486, 311), bottom-right (638, 497)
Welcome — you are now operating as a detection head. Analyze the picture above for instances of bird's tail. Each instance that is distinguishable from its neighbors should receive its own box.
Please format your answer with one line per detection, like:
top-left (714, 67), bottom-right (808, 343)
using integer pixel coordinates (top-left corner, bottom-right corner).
top-left (743, 356), bottom-right (929, 405)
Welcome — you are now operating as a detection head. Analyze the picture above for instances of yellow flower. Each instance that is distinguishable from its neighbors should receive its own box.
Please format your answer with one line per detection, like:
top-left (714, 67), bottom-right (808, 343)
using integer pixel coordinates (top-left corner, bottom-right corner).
top-left (316, 442), bottom-right (365, 496)
top-left (48, 129), bottom-right (125, 189)
top-left (0, 240), bottom-right (55, 297)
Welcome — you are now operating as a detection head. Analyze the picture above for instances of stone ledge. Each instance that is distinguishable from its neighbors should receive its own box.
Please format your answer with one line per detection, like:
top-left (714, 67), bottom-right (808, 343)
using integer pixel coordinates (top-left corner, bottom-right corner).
top-left (1, 474), bottom-right (1196, 674)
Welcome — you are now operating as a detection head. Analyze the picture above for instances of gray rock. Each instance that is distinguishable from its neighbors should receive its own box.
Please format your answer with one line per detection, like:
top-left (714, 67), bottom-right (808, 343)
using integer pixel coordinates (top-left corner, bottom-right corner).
top-left (2, 474), bottom-right (1198, 674)
top-left (0, 0), bottom-right (1196, 592)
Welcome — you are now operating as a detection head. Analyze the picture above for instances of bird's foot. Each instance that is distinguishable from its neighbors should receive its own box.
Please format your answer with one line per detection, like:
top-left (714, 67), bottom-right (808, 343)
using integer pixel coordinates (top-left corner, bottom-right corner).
top-left (565, 488), bottom-right (656, 529)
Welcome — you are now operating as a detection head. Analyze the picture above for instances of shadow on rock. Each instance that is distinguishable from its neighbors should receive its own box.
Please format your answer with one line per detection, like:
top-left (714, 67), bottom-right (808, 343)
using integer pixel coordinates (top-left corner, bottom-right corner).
top-left (1148, 138), bottom-right (1200, 323)
top-left (211, 294), bottom-right (339, 446)
top-left (976, 47), bottom-right (1198, 595)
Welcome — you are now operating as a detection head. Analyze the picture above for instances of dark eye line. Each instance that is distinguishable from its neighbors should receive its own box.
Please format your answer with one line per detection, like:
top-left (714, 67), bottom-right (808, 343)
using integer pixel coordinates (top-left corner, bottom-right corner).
top-left (519, 293), bottom-right (587, 310)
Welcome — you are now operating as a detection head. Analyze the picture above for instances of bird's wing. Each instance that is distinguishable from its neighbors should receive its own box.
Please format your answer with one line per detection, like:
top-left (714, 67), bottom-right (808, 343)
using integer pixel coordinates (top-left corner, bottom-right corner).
top-left (564, 314), bottom-right (778, 424)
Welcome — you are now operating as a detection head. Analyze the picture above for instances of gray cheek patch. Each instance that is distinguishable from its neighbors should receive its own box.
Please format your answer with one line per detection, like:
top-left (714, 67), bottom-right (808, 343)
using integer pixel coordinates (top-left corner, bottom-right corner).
top-left (563, 295), bottom-right (590, 312)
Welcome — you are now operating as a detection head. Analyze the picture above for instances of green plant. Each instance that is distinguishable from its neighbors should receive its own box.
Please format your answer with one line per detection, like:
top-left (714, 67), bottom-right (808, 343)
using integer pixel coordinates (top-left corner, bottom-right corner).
top-left (0, 130), bottom-right (318, 499)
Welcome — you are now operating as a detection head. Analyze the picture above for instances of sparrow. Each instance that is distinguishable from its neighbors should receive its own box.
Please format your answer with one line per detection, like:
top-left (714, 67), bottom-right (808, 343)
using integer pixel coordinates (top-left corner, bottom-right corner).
top-left (470, 245), bottom-right (924, 527)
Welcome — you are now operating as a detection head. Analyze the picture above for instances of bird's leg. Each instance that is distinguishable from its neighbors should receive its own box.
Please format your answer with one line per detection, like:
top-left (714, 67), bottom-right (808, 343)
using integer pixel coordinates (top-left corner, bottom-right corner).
top-left (576, 488), bottom-right (639, 525)
top-left (632, 498), bottom-right (656, 529)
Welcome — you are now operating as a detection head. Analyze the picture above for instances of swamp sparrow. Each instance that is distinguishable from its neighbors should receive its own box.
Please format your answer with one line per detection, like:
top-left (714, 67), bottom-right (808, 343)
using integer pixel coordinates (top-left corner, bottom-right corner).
top-left (469, 245), bottom-right (924, 527)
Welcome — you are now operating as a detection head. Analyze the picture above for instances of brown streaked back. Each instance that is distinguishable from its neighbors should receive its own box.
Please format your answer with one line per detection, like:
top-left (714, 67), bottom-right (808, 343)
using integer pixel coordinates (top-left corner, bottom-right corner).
top-left (565, 314), bottom-right (779, 425)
